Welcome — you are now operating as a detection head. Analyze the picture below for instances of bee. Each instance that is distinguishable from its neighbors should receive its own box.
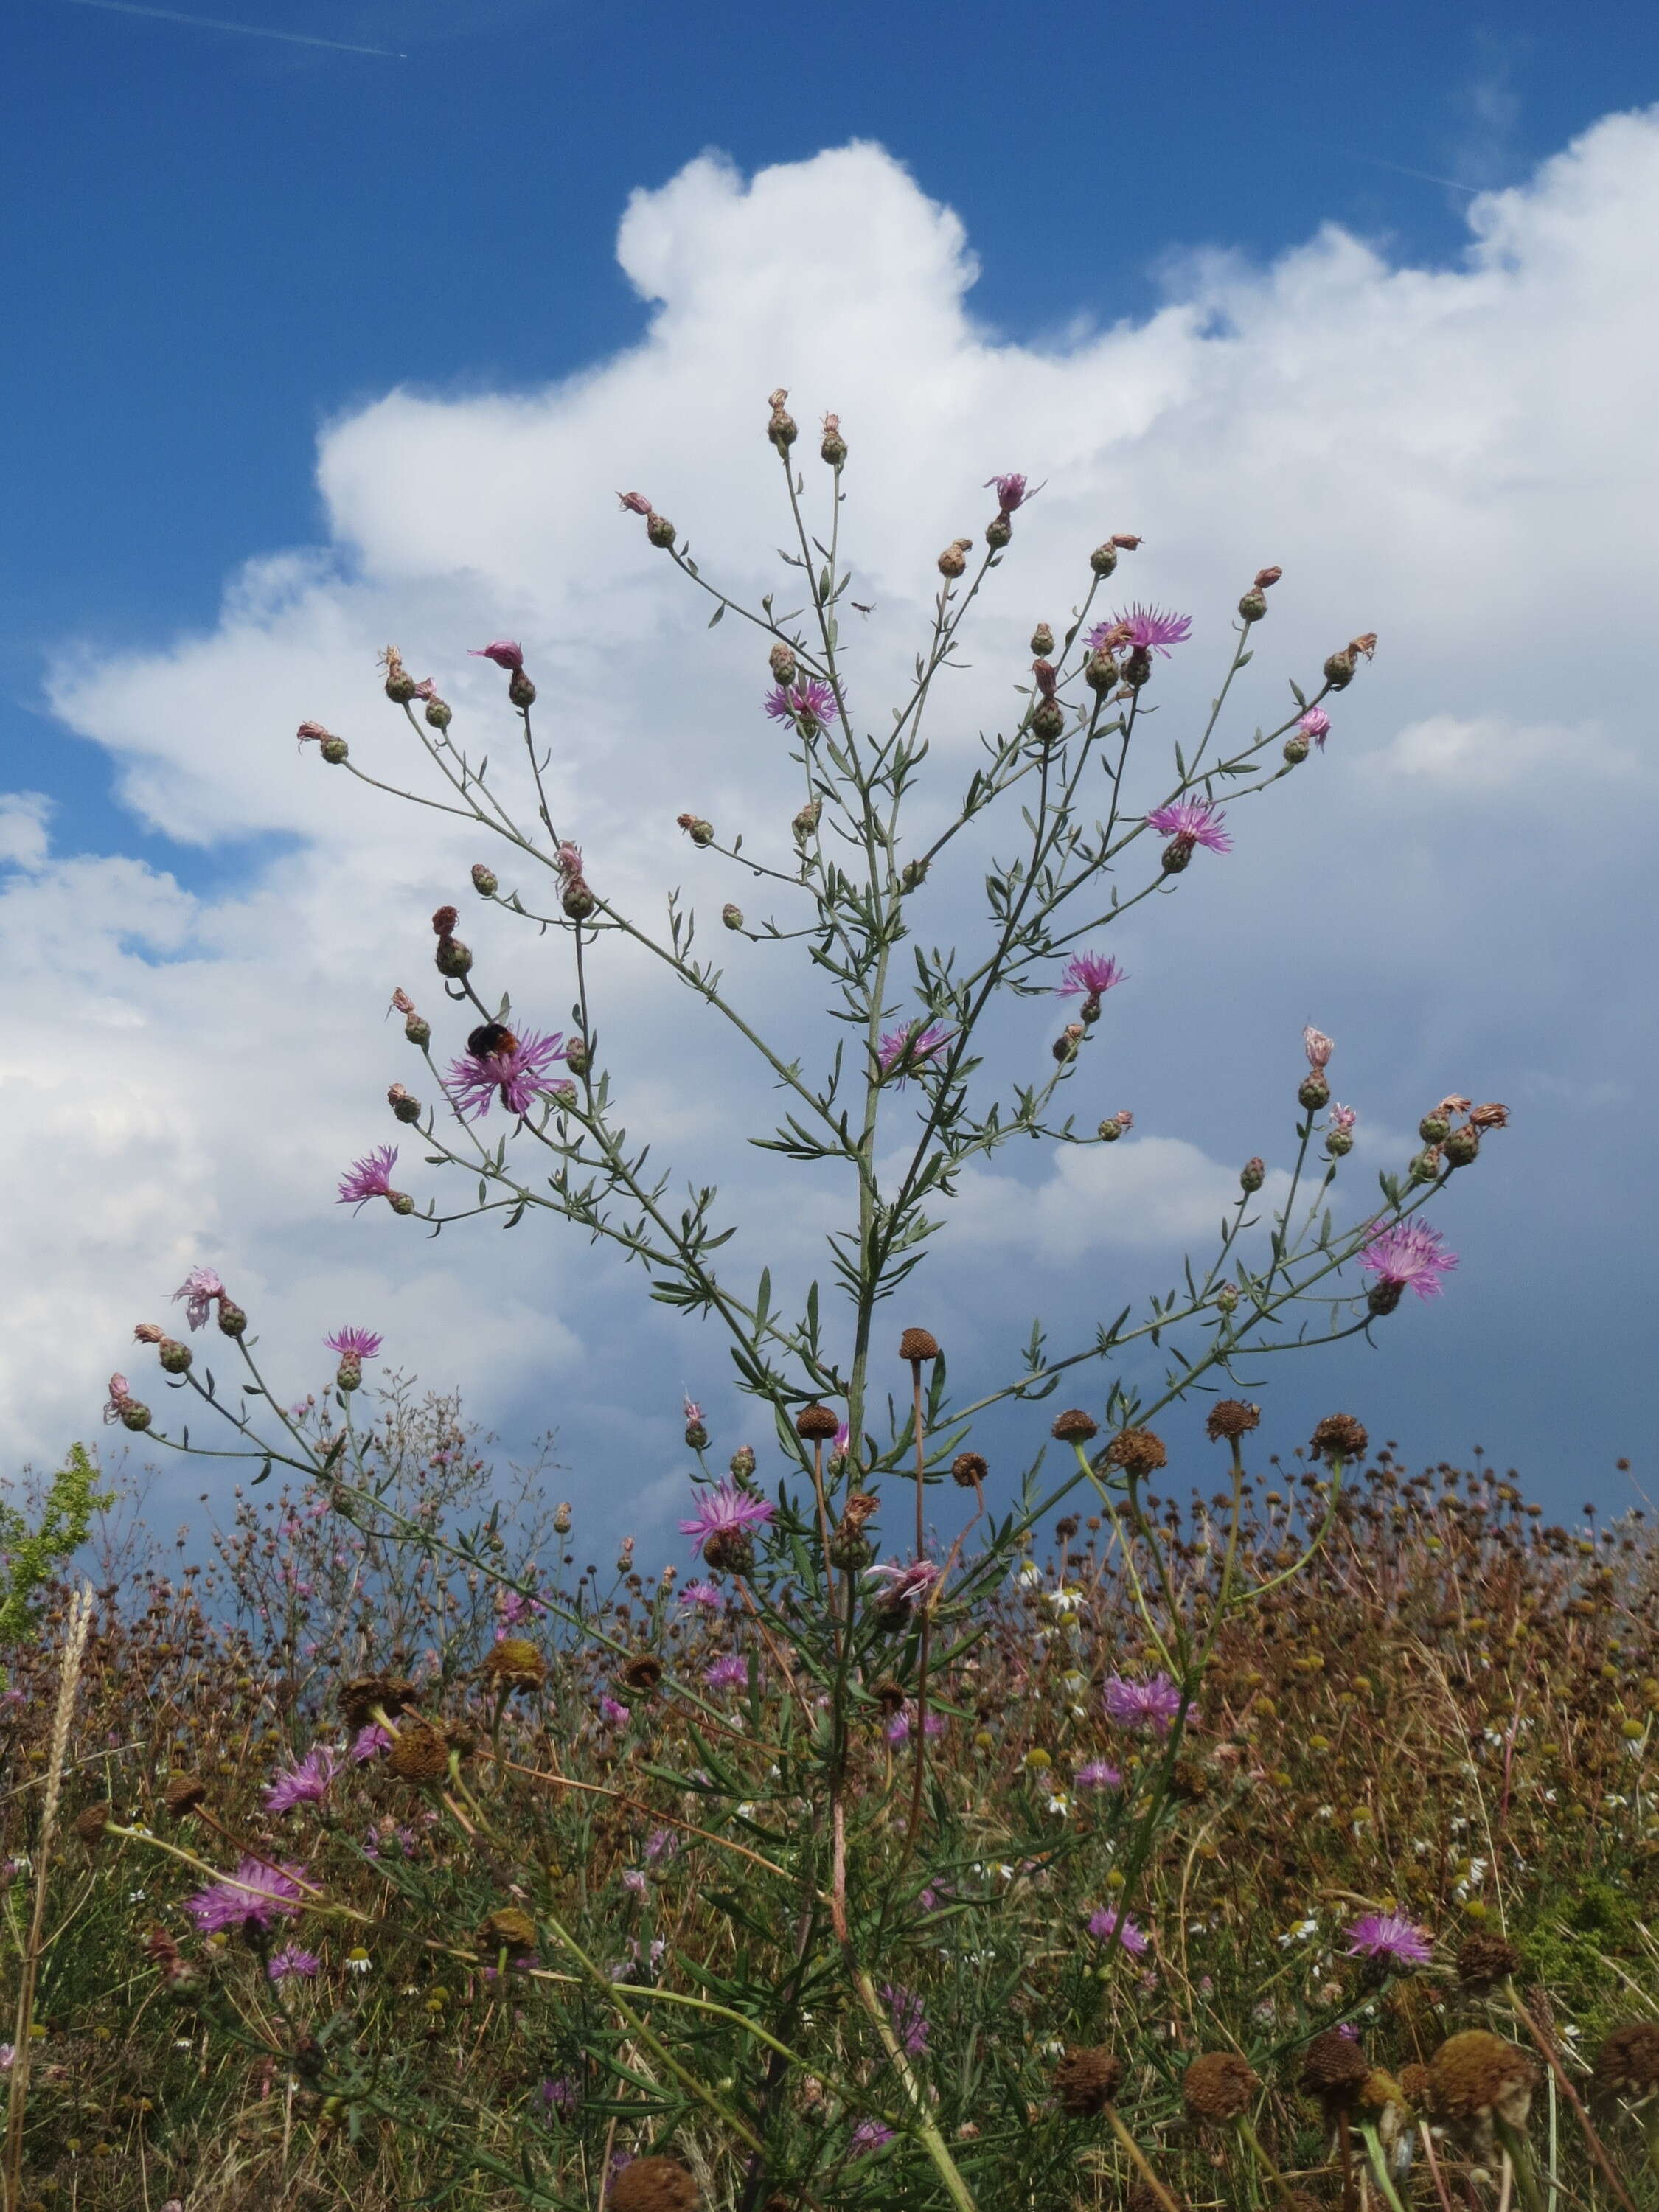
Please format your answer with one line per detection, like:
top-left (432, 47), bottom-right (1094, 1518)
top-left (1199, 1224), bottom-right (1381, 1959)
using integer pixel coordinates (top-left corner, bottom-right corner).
top-left (467, 1021), bottom-right (519, 1060)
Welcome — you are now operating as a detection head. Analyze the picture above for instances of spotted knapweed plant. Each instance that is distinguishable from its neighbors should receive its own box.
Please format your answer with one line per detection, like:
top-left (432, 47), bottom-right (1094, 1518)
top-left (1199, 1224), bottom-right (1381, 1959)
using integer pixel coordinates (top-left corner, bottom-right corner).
top-left (99, 392), bottom-right (1512, 2210)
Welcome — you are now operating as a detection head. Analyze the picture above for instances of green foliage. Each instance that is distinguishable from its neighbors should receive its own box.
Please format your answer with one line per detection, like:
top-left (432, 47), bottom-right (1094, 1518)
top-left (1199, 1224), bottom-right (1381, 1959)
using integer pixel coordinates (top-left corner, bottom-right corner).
top-left (0, 1442), bottom-right (111, 1650)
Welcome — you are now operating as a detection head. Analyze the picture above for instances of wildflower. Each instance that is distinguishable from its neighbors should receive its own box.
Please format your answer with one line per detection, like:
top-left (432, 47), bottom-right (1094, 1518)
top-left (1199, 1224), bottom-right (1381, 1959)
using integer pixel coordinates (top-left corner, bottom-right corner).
top-left (184, 1857), bottom-right (307, 1937)
top-left (866, 1558), bottom-right (942, 1611)
top-left (1360, 1220), bottom-right (1458, 1309)
top-left (679, 1481), bottom-right (774, 1573)
top-left (1304, 1026), bottom-right (1334, 1070)
top-left (883, 1982), bottom-right (931, 2055)
top-left (267, 1947), bottom-right (320, 1983)
top-left (1347, 1913), bottom-right (1434, 1968)
top-left (1298, 707), bottom-right (1333, 748)
top-left (763, 678), bottom-right (838, 732)
top-left (470, 639), bottom-right (524, 670)
top-left (336, 1145), bottom-right (407, 1213)
top-left (1145, 797), bottom-right (1232, 858)
top-left (1090, 605), bottom-right (1192, 657)
top-left (172, 1265), bottom-right (226, 1330)
top-left (324, 1326), bottom-right (383, 1361)
top-left (1076, 1760), bottom-right (1123, 1790)
top-left (344, 1946), bottom-right (372, 1975)
top-left (1329, 1102), bottom-right (1357, 1135)
top-left (1088, 1907), bottom-right (1150, 1955)
top-left (886, 1705), bottom-right (947, 1745)
top-left (877, 1020), bottom-right (951, 1079)
top-left (599, 1695), bottom-right (630, 1728)
top-left (446, 1027), bottom-right (568, 1121)
top-left (1055, 2045), bottom-right (1124, 2117)
top-left (0, 2047), bottom-right (12, 2071)
top-left (1427, 2030), bottom-right (1539, 2138)
top-left (678, 1580), bottom-right (723, 1610)
top-left (350, 1724), bottom-right (392, 1763)
top-left (540, 2073), bottom-right (580, 2114)
top-left (1056, 952), bottom-right (1126, 1001)
top-left (1183, 2051), bottom-right (1259, 2122)
top-left (849, 2119), bottom-right (894, 2158)
top-left (263, 1747), bottom-right (340, 1815)
top-left (705, 1653), bottom-right (749, 1692)
top-left (1104, 1672), bottom-right (1185, 1736)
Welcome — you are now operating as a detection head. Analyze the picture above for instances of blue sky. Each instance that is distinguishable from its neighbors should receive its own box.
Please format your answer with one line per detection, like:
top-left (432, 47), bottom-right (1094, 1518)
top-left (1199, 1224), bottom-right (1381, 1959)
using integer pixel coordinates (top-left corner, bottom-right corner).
top-left (5, 0), bottom-right (1659, 1537)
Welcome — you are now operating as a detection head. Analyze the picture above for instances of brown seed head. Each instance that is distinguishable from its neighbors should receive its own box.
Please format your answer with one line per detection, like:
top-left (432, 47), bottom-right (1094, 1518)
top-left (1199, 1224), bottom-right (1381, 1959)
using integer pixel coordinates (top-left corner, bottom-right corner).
top-left (1310, 1414), bottom-right (1368, 1464)
top-left (1104, 1427), bottom-right (1168, 1478)
top-left (1427, 2030), bottom-right (1539, 2129)
top-left (339, 1673), bottom-right (420, 1729)
top-left (795, 1402), bottom-right (841, 1440)
top-left (1455, 1932), bottom-right (1523, 1990)
top-left (951, 1452), bottom-right (988, 1489)
top-left (1299, 2028), bottom-right (1371, 2107)
top-left (1182, 2051), bottom-right (1259, 2122)
top-left (1054, 2045), bottom-right (1124, 2117)
top-left (622, 1653), bottom-right (664, 1694)
top-left (1206, 1399), bottom-right (1261, 1441)
top-left (609, 2157), bottom-right (700, 2212)
top-left (873, 1677), bottom-right (908, 1717)
top-left (164, 1773), bottom-right (208, 1818)
top-left (387, 1719), bottom-right (451, 1784)
top-left (1051, 1409), bottom-right (1099, 1442)
top-left (900, 1327), bottom-right (941, 1363)
top-left (480, 1906), bottom-right (538, 1952)
top-left (74, 1802), bottom-right (111, 1845)
top-left (481, 1638), bottom-right (548, 1693)
top-left (1591, 2023), bottom-right (1659, 2103)
top-left (1398, 2062), bottom-right (1432, 2112)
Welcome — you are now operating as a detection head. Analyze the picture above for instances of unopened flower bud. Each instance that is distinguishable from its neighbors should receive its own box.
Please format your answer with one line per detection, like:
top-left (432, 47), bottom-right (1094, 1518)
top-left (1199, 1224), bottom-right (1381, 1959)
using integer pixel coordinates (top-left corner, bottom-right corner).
top-left (729, 1444), bottom-right (757, 1480)
top-left (1032, 658), bottom-right (1058, 699)
top-left (938, 539), bottom-right (973, 580)
top-left (121, 1399), bottom-right (153, 1433)
top-left (1409, 1147), bottom-right (1444, 1183)
top-left (1253, 567), bottom-right (1283, 591)
top-left (563, 1038), bottom-right (590, 1077)
top-left (1283, 735), bottom-right (1310, 765)
top-left (1052, 1023), bottom-right (1085, 1064)
top-left (722, 902), bottom-right (745, 931)
top-left (1298, 1073), bottom-right (1331, 1111)
top-left (431, 905), bottom-right (458, 936)
top-left (471, 864), bottom-right (498, 897)
top-left (986, 512), bottom-right (1012, 549)
top-left (820, 412), bottom-right (847, 467)
top-left (646, 512), bottom-right (677, 549)
top-left (336, 1354), bottom-right (363, 1394)
top-left (424, 697), bottom-right (452, 731)
top-left (434, 935), bottom-right (473, 978)
top-left (159, 1338), bottom-right (192, 1374)
top-left (767, 389), bottom-right (798, 451)
top-left (1085, 649), bottom-right (1119, 695)
top-left (404, 1012), bottom-right (431, 1047)
top-left (1031, 622), bottom-right (1055, 657)
top-left (793, 799), bottom-right (822, 842)
top-left (508, 669), bottom-right (536, 710)
top-left (1240, 1157), bottom-right (1266, 1194)
top-left (1238, 588), bottom-right (1268, 623)
top-left (677, 814), bottom-right (714, 847)
top-left (1030, 698), bottom-right (1065, 743)
top-left (1419, 1113), bottom-right (1451, 1145)
top-left (561, 877), bottom-right (597, 920)
top-left (217, 1300), bottom-right (248, 1337)
top-left (320, 736), bottom-right (349, 765)
top-left (388, 1083), bottom-right (422, 1124)
top-left (1215, 1283), bottom-right (1239, 1312)
top-left (554, 1502), bottom-right (573, 1534)
top-left (1089, 543), bottom-right (1119, 577)
top-left (1324, 650), bottom-right (1357, 690)
top-left (1444, 1126), bottom-right (1481, 1167)
top-left (768, 642), bottom-right (797, 686)
top-left (900, 858), bottom-right (930, 893)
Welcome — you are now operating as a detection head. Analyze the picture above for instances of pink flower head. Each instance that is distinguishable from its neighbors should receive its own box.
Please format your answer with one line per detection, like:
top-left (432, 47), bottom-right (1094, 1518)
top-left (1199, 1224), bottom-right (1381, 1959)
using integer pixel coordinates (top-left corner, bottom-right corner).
top-left (337, 1145), bottom-right (402, 1212)
top-left (763, 678), bottom-right (838, 731)
top-left (553, 842), bottom-right (584, 879)
top-left (1304, 1026), bottom-right (1335, 1071)
top-left (866, 1558), bottom-right (942, 1611)
top-left (446, 1028), bottom-right (569, 1121)
top-left (830, 1419), bottom-right (852, 1464)
top-left (1346, 1912), bottom-right (1433, 1967)
top-left (1360, 1220), bottom-right (1458, 1301)
top-left (1329, 1103), bottom-right (1357, 1135)
top-left (263, 1747), bottom-right (339, 1815)
top-left (296, 720), bottom-right (333, 745)
top-left (1090, 605), bottom-right (1192, 657)
top-left (984, 472), bottom-right (1037, 513)
top-left (678, 1481), bottom-right (775, 1559)
top-left (617, 491), bottom-right (653, 515)
top-left (102, 1374), bottom-right (133, 1424)
top-left (599, 1694), bottom-right (630, 1728)
top-left (1057, 952), bottom-right (1126, 999)
top-left (849, 2120), bottom-right (894, 2158)
top-left (1088, 1906), bottom-right (1149, 1954)
top-left (683, 1395), bottom-right (703, 1424)
top-left (351, 1723), bottom-right (392, 1763)
top-left (1298, 707), bottom-right (1333, 748)
top-left (267, 1946), bottom-right (320, 1982)
top-left (1075, 1759), bottom-right (1123, 1790)
top-left (886, 1705), bottom-right (946, 1744)
top-left (883, 1982), bottom-right (931, 2055)
top-left (409, 678), bottom-right (438, 702)
top-left (184, 1856), bottom-right (307, 1936)
top-left (705, 1653), bottom-right (749, 1691)
top-left (877, 1021), bottom-right (951, 1080)
top-left (469, 640), bottom-right (524, 670)
top-left (173, 1265), bottom-right (226, 1331)
top-left (1104, 1672), bottom-right (1186, 1736)
top-left (1145, 797), bottom-right (1231, 854)
top-left (324, 1326), bottom-right (383, 1361)
top-left (679, 1580), bottom-right (723, 1610)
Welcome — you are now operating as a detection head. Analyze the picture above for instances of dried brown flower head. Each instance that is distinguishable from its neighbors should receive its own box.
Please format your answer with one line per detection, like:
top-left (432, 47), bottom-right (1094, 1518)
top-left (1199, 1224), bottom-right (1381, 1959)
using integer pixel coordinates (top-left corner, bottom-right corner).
top-left (899, 1326), bottom-right (941, 1363)
top-left (609, 2156), bottom-right (700, 2212)
top-left (1310, 1414), bottom-right (1368, 1464)
top-left (1054, 2045), bottom-right (1124, 2116)
top-left (951, 1452), bottom-right (988, 1489)
top-left (794, 1403), bottom-right (841, 1440)
top-left (339, 1673), bottom-right (420, 1729)
top-left (1051, 1409), bottom-right (1099, 1442)
top-left (73, 1802), bottom-right (111, 1846)
top-left (1298, 2028), bottom-right (1371, 2108)
top-left (1427, 2030), bottom-right (1539, 2132)
top-left (1206, 1399), bottom-right (1261, 1441)
top-left (622, 1653), bottom-right (664, 1694)
top-left (386, 1719), bottom-right (451, 1784)
top-left (481, 1638), bottom-right (548, 1693)
top-left (1591, 2023), bottom-right (1659, 2103)
top-left (480, 1906), bottom-right (538, 1952)
top-left (1103, 1427), bottom-right (1168, 1478)
top-left (1455, 1932), bottom-right (1523, 1990)
top-left (1182, 2050), bottom-right (1259, 2122)
top-left (1398, 2062), bottom-right (1432, 2112)
top-left (164, 1773), bottom-right (208, 1818)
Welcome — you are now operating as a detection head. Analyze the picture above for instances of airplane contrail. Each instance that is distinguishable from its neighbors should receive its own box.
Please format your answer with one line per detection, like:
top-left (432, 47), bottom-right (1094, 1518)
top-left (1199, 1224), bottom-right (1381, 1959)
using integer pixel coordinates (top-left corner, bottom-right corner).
top-left (1321, 147), bottom-right (1483, 197)
top-left (52, 0), bottom-right (406, 58)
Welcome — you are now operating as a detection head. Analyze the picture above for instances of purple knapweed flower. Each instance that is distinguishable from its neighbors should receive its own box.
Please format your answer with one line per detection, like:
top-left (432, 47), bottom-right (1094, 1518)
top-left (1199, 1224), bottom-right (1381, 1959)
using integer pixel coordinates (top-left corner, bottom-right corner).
top-left (351, 1724), bottom-right (392, 1763)
top-left (102, 1374), bottom-right (133, 1425)
top-left (599, 1695), bottom-right (630, 1728)
top-left (1304, 1026), bottom-right (1334, 1070)
top-left (1075, 1759), bottom-right (1123, 1790)
top-left (1329, 1103), bottom-right (1357, 1136)
top-left (866, 1558), bottom-right (942, 1611)
top-left (337, 1145), bottom-right (403, 1212)
top-left (886, 1705), bottom-right (947, 1745)
top-left (324, 1326), bottom-right (383, 1361)
top-left (470, 640), bottom-right (524, 670)
top-left (621, 1868), bottom-right (648, 1895)
top-left (985, 472), bottom-right (1036, 512)
top-left (679, 1481), bottom-right (775, 1559)
top-left (1088, 1906), bottom-right (1150, 1955)
top-left (705, 1653), bottom-right (750, 1692)
top-left (1090, 604), bottom-right (1192, 657)
top-left (263, 1747), bottom-right (339, 1815)
top-left (1057, 952), bottom-right (1126, 1000)
top-left (1144, 798), bottom-right (1232, 853)
top-left (1346, 1912), bottom-right (1433, 1967)
top-left (446, 1029), bottom-right (568, 1121)
top-left (1298, 707), bottom-right (1333, 749)
top-left (883, 1982), bottom-right (931, 2055)
top-left (184, 1857), bottom-right (307, 1937)
top-left (540, 2074), bottom-right (580, 2114)
top-left (683, 1394), bottom-right (703, 1423)
top-left (172, 1265), bottom-right (226, 1331)
top-left (1103, 1672), bottom-right (1186, 1736)
top-left (849, 2120), bottom-right (894, 2158)
top-left (1360, 1220), bottom-right (1458, 1302)
top-left (267, 1946), bottom-right (321, 1983)
top-left (877, 1021), bottom-right (951, 1081)
top-left (763, 678), bottom-right (839, 731)
top-left (678, 1580), bottom-right (723, 1610)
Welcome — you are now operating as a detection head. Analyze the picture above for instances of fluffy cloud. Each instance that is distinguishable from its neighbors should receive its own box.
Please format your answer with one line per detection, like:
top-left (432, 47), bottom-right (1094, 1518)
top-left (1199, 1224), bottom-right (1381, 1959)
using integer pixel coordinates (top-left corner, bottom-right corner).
top-left (10, 115), bottom-right (1659, 1521)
